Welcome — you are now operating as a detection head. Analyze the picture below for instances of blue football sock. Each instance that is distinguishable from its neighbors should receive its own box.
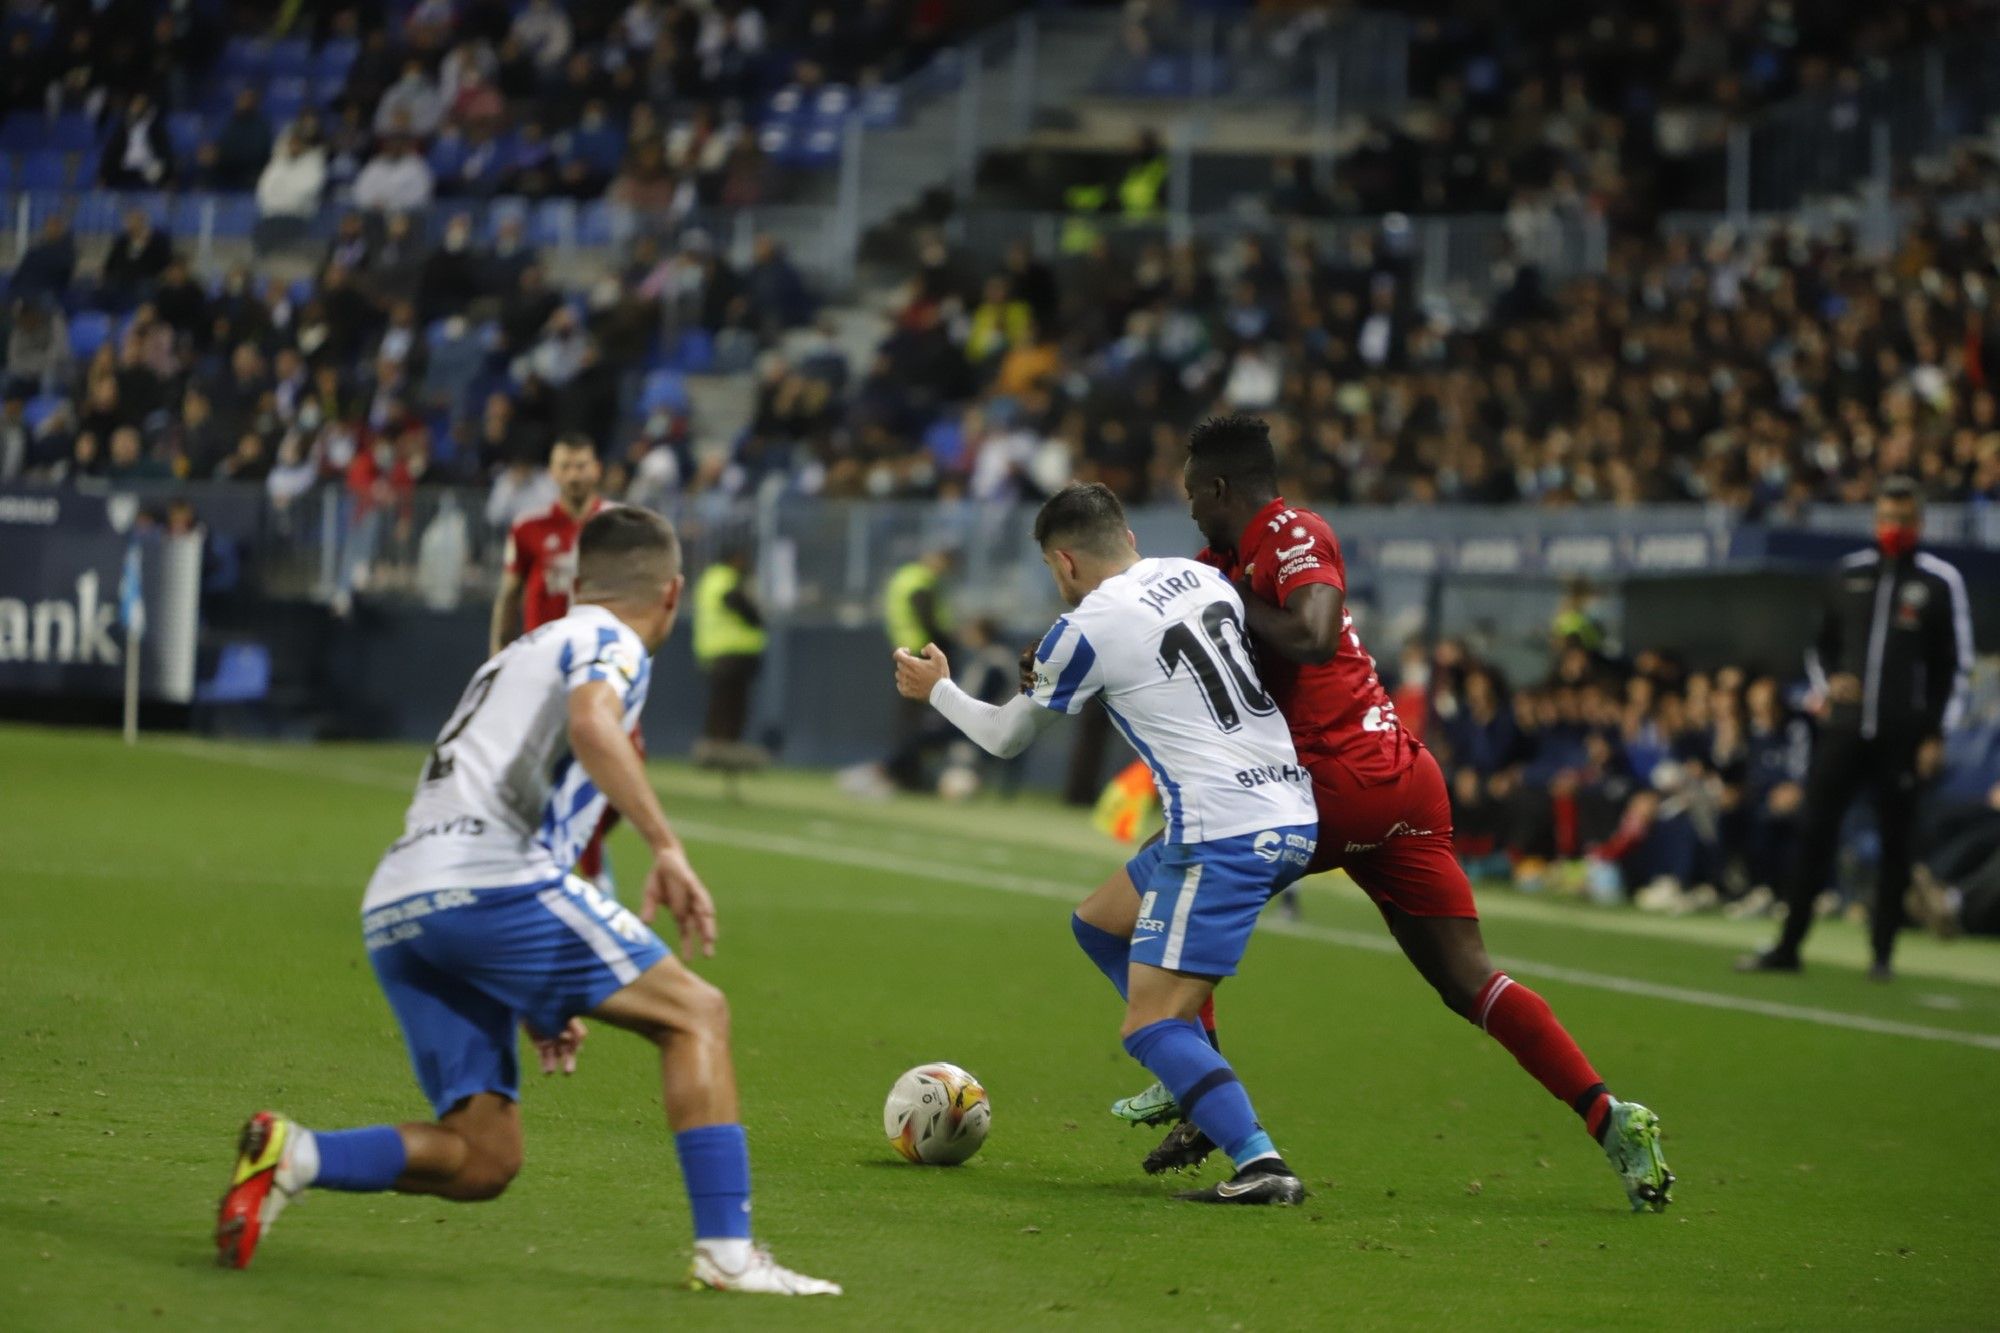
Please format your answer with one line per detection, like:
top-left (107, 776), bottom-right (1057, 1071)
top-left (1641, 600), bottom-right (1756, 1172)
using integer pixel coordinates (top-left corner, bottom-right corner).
top-left (674, 1124), bottom-right (753, 1240)
top-left (1071, 914), bottom-right (1130, 1000)
top-left (311, 1125), bottom-right (407, 1192)
top-left (1122, 1018), bottom-right (1278, 1168)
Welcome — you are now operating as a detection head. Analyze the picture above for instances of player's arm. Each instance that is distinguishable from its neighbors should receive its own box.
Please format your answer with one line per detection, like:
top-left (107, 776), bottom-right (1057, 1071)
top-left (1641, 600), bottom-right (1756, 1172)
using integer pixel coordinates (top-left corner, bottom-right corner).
top-left (1239, 581), bottom-right (1344, 665)
top-left (491, 532), bottom-right (528, 655)
top-left (896, 643), bottom-right (1061, 759)
top-left (566, 680), bottom-right (716, 955)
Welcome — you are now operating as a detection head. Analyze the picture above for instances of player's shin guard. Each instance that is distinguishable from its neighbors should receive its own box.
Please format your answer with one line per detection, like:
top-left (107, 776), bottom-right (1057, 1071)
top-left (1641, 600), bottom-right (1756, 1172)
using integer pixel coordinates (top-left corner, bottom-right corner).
top-left (1472, 972), bottom-right (1612, 1139)
top-left (675, 1124), bottom-right (753, 1241)
top-left (1122, 1019), bottom-right (1275, 1168)
top-left (308, 1125), bottom-right (407, 1191)
top-left (1071, 914), bottom-right (1130, 1000)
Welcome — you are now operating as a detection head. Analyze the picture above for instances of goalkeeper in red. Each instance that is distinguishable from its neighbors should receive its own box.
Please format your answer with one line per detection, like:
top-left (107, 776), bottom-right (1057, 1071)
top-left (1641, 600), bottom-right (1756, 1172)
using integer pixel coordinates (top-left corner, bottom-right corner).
top-left (1096, 414), bottom-right (1673, 1212)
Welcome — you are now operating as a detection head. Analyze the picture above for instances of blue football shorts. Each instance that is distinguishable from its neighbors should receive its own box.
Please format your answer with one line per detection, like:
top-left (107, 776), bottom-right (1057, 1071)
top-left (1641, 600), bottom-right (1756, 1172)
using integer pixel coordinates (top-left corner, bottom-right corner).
top-left (1123, 824), bottom-right (1318, 977)
top-left (363, 876), bottom-right (671, 1117)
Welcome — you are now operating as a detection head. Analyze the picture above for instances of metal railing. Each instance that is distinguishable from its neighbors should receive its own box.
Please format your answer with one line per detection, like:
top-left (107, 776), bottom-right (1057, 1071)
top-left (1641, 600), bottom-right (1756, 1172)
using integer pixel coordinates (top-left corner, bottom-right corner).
top-left (1726, 34), bottom-right (2000, 219)
top-left (161, 484), bottom-right (1993, 625)
top-left (944, 207), bottom-right (1609, 312)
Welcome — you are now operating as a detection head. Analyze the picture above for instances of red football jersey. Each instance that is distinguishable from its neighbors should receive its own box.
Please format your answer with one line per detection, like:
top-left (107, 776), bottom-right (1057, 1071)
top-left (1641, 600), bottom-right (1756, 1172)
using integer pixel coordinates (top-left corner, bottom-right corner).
top-left (505, 497), bottom-right (606, 632)
top-left (1202, 497), bottom-right (1416, 782)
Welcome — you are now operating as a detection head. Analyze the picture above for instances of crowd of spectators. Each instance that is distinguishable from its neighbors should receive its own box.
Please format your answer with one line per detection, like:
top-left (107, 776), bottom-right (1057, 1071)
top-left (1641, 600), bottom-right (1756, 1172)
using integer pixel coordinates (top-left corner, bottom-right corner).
top-left (704, 206), bottom-right (2000, 508)
top-left (0, 0), bottom-right (1019, 220)
top-left (1099, 0), bottom-right (1995, 221)
top-left (0, 199), bottom-right (818, 522)
top-left (1410, 606), bottom-right (2000, 914)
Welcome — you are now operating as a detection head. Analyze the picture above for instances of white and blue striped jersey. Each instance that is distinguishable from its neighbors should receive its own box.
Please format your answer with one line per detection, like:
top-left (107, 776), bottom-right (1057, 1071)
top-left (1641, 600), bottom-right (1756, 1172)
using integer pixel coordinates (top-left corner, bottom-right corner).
top-left (1028, 556), bottom-right (1314, 844)
top-left (363, 604), bottom-right (652, 909)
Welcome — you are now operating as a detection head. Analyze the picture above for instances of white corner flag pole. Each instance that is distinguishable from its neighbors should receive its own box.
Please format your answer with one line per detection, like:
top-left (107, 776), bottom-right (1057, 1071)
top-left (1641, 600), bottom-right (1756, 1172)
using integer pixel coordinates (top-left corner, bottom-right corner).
top-left (123, 615), bottom-right (142, 745)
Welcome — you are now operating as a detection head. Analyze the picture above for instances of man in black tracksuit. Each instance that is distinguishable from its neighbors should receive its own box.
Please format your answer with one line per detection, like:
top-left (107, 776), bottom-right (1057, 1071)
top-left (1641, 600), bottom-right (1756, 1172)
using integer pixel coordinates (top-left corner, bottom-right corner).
top-left (1740, 478), bottom-right (1974, 980)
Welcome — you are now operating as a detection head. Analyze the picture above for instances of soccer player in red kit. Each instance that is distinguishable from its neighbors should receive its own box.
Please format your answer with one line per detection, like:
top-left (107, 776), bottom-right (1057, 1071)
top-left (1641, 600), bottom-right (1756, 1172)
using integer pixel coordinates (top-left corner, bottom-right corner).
top-left (490, 435), bottom-right (624, 883)
top-left (1080, 415), bottom-right (1672, 1212)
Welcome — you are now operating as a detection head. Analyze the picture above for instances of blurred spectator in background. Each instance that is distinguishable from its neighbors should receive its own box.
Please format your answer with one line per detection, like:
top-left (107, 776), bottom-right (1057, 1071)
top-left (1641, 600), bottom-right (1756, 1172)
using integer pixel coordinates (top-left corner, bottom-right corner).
top-left (691, 544), bottom-right (769, 769)
top-left (12, 216), bottom-right (77, 306)
top-left (205, 88), bottom-right (273, 191)
top-left (354, 138), bottom-right (435, 214)
top-left (257, 130), bottom-right (328, 251)
top-left (100, 210), bottom-right (171, 310)
top-left (99, 91), bottom-right (173, 189)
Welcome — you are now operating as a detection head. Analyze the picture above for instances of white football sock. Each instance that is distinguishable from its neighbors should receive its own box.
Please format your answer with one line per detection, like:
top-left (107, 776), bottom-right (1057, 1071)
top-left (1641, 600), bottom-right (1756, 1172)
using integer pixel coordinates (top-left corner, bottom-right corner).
top-left (695, 1237), bottom-right (753, 1271)
top-left (282, 1127), bottom-right (321, 1191)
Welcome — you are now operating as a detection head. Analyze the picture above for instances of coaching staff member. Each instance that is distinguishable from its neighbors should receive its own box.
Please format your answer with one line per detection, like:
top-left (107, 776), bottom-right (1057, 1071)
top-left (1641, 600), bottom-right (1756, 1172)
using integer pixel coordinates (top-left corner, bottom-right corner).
top-left (1740, 477), bottom-right (1973, 980)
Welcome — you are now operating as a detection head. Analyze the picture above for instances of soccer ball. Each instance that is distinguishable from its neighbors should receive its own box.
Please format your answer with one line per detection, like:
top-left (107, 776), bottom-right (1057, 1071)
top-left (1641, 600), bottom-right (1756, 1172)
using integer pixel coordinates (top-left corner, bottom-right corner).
top-left (883, 1062), bottom-right (991, 1165)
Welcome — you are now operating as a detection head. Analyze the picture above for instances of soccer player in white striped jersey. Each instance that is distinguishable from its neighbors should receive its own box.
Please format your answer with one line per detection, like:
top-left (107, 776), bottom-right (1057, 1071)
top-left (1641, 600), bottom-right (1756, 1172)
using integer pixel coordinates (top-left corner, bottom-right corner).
top-left (215, 507), bottom-right (838, 1296)
top-left (894, 482), bottom-right (1320, 1205)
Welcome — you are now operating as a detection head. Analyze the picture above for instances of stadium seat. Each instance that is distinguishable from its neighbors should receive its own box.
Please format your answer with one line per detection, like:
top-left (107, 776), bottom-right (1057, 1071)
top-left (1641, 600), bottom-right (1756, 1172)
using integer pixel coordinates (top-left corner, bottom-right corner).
top-left (267, 38), bottom-right (313, 77)
top-left (22, 393), bottom-right (66, 431)
top-left (576, 200), bottom-right (616, 247)
top-left (670, 328), bottom-right (715, 373)
top-left (315, 38), bottom-right (359, 80)
top-left (167, 112), bottom-right (207, 161)
top-left (48, 112), bottom-right (97, 152)
top-left (0, 111), bottom-right (45, 153)
top-left (68, 311), bottom-right (113, 362)
top-left (19, 150), bottom-right (68, 191)
top-left (640, 369), bottom-right (690, 415)
top-left (532, 198), bottom-right (576, 247)
top-left (193, 642), bottom-right (274, 732)
top-left (923, 417), bottom-right (967, 468)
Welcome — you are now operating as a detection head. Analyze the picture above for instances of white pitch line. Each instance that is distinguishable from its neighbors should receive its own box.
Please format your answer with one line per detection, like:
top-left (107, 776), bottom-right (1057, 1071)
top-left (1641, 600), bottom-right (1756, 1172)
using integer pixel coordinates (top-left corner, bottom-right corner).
top-left (150, 739), bottom-right (2000, 1054)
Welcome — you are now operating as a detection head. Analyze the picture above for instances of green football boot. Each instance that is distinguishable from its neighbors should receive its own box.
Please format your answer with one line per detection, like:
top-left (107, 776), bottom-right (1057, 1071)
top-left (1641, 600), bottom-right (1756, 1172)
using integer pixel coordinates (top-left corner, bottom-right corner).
top-left (1600, 1098), bottom-right (1674, 1213)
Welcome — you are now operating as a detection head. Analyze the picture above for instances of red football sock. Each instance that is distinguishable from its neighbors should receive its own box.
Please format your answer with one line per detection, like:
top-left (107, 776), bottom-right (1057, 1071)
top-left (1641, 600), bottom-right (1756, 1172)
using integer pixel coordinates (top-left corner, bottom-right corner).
top-left (1473, 972), bottom-right (1610, 1139)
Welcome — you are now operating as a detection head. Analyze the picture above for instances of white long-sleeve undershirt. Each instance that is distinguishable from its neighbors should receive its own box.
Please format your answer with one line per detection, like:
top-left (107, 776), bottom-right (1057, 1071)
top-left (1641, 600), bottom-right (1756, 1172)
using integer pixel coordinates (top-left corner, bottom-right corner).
top-left (928, 679), bottom-right (1061, 758)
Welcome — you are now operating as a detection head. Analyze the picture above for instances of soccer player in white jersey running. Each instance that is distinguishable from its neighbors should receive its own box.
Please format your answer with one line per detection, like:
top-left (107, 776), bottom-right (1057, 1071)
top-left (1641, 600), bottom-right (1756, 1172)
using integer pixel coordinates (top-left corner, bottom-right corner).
top-left (215, 507), bottom-right (839, 1296)
top-left (894, 483), bottom-right (1320, 1205)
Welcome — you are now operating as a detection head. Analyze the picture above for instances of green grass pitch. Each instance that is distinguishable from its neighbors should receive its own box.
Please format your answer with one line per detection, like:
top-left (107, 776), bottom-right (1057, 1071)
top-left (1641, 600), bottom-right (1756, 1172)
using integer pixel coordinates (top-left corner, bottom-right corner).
top-left (3, 723), bottom-right (1999, 1330)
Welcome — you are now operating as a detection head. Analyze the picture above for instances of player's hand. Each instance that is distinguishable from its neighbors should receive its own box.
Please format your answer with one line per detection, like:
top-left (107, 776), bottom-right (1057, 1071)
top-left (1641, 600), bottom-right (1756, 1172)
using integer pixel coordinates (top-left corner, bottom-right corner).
top-left (1018, 642), bottom-right (1039, 694)
top-left (529, 1018), bottom-right (587, 1075)
top-left (641, 841), bottom-right (718, 957)
top-left (894, 643), bottom-right (951, 700)
top-left (1826, 673), bottom-right (1863, 705)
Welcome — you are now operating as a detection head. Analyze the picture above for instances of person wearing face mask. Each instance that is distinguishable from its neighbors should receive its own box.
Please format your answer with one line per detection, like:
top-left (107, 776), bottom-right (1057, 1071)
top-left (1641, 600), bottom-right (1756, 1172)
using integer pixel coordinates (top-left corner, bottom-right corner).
top-left (1739, 476), bottom-right (1974, 980)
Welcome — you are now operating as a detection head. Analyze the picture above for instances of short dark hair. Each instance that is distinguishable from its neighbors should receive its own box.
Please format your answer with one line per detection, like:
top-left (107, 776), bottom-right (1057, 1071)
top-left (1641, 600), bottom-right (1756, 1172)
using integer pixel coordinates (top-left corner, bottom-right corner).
top-left (576, 506), bottom-right (680, 600)
top-left (1033, 482), bottom-right (1130, 556)
top-left (1878, 474), bottom-right (1921, 503)
top-left (550, 433), bottom-right (598, 458)
top-left (1186, 414), bottom-right (1277, 487)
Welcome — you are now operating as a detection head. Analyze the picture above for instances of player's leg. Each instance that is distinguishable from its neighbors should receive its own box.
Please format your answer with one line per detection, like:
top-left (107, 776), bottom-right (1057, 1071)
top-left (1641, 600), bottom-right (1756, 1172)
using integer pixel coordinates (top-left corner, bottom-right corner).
top-left (1747, 729), bottom-right (1863, 969)
top-left (1077, 847), bottom-right (1224, 1136)
top-left (1122, 835), bottom-right (1311, 1205)
top-left (216, 941), bottom-right (529, 1268)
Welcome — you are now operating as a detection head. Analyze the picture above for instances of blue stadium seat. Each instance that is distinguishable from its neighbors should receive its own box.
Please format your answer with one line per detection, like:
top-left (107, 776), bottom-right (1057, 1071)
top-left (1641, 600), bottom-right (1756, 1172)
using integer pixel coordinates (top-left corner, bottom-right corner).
top-left (48, 112), bottom-right (97, 152)
top-left (813, 86), bottom-right (854, 118)
top-left (532, 198), bottom-right (575, 247)
top-left (68, 311), bottom-right (113, 361)
top-left (576, 201), bottom-right (615, 246)
top-left (0, 111), bottom-right (40, 152)
top-left (263, 76), bottom-right (310, 122)
top-left (213, 195), bottom-right (259, 238)
top-left (167, 112), bottom-right (207, 160)
top-left (195, 642), bottom-right (273, 706)
top-left (641, 368), bottom-right (690, 414)
top-left (798, 125), bottom-right (842, 167)
top-left (568, 124), bottom-right (626, 174)
top-left (428, 130), bottom-right (469, 178)
top-left (860, 87), bottom-right (902, 128)
top-left (23, 393), bottom-right (66, 431)
top-left (670, 328), bottom-right (715, 373)
top-left (0, 159), bottom-right (13, 190)
top-left (267, 38), bottom-right (313, 77)
top-left (315, 38), bottom-right (359, 79)
top-left (20, 151), bottom-right (68, 190)
top-left (923, 417), bottom-right (967, 468)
